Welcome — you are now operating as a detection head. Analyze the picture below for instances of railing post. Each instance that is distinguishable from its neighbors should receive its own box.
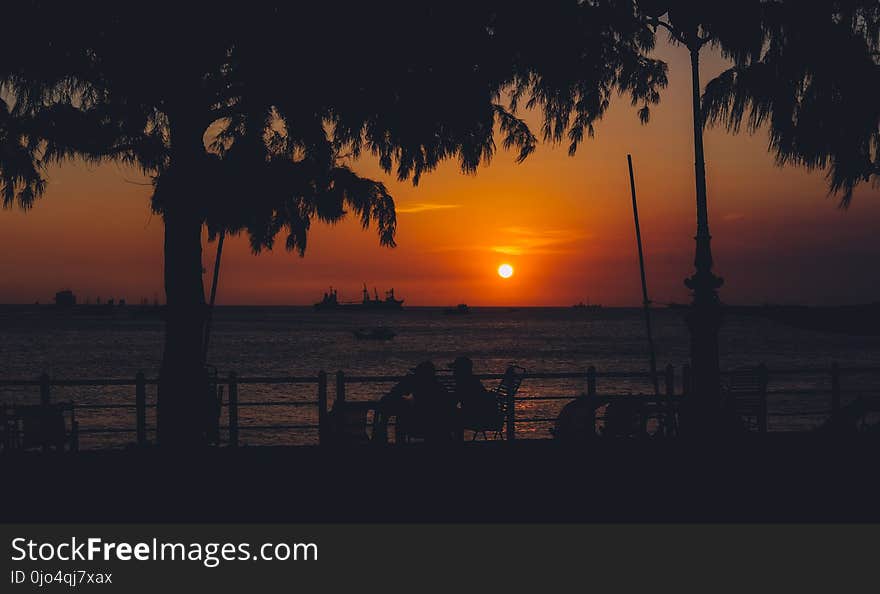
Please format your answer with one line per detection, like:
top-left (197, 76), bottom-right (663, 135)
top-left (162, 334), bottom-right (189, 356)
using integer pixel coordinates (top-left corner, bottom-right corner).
top-left (135, 371), bottom-right (146, 447)
top-left (664, 364), bottom-right (675, 396)
top-left (335, 371), bottom-right (346, 437)
top-left (228, 372), bottom-right (239, 448)
top-left (70, 407), bottom-right (79, 452)
top-left (317, 371), bottom-right (328, 445)
top-left (664, 364), bottom-right (676, 436)
top-left (758, 363), bottom-right (769, 434)
top-left (39, 373), bottom-right (51, 407)
top-left (586, 366), bottom-right (597, 437)
top-left (587, 366), bottom-right (597, 397)
top-left (831, 361), bottom-right (841, 423)
top-left (506, 388), bottom-right (516, 442)
top-left (39, 373), bottom-right (50, 452)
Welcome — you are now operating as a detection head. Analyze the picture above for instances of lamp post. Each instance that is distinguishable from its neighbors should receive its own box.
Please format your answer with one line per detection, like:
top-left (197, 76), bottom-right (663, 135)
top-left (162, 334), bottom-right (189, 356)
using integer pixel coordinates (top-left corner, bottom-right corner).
top-left (647, 7), bottom-right (726, 432)
top-left (681, 34), bottom-right (724, 432)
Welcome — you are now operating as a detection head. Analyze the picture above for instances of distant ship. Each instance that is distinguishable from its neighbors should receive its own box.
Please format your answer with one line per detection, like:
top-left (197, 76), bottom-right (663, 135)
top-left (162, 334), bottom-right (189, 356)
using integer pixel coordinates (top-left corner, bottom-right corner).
top-left (54, 289), bottom-right (116, 312)
top-left (49, 289), bottom-right (163, 318)
top-left (573, 300), bottom-right (602, 311)
top-left (54, 289), bottom-right (77, 308)
top-left (314, 284), bottom-right (404, 312)
top-left (353, 326), bottom-right (396, 340)
top-left (443, 304), bottom-right (470, 315)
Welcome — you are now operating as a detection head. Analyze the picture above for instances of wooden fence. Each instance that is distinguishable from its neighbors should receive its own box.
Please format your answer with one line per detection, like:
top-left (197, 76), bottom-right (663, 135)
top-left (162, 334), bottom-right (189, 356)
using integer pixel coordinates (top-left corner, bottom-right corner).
top-left (1, 363), bottom-right (878, 449)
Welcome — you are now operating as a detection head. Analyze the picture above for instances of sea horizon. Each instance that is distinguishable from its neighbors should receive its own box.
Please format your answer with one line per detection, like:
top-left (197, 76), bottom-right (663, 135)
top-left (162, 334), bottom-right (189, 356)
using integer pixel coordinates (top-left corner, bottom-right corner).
top-left (4, 301), bottom-right (880, 309)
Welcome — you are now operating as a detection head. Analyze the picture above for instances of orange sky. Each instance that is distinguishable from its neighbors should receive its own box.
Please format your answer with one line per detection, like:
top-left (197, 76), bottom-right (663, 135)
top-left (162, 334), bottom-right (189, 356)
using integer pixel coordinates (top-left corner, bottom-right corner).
top-left (1, 41), bottom-right (879, 307)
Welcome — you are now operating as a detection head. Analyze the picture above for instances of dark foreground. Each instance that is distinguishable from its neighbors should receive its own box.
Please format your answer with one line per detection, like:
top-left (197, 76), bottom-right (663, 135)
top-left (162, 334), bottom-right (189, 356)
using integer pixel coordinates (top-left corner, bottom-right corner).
top-left (3, 436), bottom-right (879, 522)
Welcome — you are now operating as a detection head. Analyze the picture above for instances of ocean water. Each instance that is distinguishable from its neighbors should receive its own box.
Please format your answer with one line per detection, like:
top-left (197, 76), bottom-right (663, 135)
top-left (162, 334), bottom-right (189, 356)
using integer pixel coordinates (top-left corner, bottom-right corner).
top-left (2, 306), bottom-right (879, 447)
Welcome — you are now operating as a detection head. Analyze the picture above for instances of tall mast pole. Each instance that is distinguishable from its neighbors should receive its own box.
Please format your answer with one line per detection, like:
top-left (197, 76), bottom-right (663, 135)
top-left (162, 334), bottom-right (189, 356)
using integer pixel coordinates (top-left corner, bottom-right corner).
top-left (627, 154), bottom-right (660, 399)
top-left (202, 230), bottom-right (225, 363)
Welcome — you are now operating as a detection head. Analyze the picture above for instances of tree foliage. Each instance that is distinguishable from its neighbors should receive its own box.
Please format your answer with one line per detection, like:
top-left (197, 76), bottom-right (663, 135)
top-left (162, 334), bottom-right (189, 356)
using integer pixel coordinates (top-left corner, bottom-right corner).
top-left (702, 1), bottom-right (880, 206)
top-left (1, 1), bottom-right (668, 252)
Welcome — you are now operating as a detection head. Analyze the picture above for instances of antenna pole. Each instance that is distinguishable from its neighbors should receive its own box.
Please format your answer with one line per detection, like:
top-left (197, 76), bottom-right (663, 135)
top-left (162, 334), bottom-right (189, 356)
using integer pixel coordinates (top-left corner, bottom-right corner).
top-left (628, 155), bottom-right (660, 398)
top-left (203, 230), bottom-right (225, 363)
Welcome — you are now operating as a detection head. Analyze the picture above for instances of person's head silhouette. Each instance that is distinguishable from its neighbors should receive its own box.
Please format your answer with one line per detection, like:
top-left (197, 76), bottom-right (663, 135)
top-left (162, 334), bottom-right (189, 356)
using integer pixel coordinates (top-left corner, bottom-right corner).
top-left (449, 356), bottom-right (474, 380)
top-left (412, 360), bottom-right (437, 382)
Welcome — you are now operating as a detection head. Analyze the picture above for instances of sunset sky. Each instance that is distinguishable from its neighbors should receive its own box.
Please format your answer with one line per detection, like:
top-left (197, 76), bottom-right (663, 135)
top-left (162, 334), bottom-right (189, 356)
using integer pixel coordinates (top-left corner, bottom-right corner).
top-left (2, 40), bottom-right (879, 307)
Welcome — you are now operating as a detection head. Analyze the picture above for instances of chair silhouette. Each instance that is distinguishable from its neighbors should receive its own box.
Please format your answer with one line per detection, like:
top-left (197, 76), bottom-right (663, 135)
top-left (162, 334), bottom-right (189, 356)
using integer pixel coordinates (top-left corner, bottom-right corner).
top-left (0, 406), bottom-right (15, 451)
top-left (5, 402), bottom-right (78, 452)
top-left (470, 364), bottom-right (526, 441)
top-left (724, 365), bottom-right (769, 433)
top-left (328, 401), bottom-right (384, 445)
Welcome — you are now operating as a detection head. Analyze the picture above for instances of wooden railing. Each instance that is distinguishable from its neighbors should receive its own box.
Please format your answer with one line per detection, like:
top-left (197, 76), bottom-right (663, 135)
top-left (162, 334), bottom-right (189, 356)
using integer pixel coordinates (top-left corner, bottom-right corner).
top-left (2, 363), bottom-right (878, 449)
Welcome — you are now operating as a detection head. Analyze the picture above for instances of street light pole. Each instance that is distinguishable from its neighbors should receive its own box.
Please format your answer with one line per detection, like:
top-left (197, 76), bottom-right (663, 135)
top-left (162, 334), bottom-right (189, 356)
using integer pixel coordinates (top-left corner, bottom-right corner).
top-left (682, 37), bottom-right (724, 433)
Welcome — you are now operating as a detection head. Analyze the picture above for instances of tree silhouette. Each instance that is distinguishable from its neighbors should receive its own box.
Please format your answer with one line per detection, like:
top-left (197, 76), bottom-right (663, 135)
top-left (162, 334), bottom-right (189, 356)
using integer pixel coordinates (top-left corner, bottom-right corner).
top-left (703, 0), bottom-right (880, 206)
top-left (1, 1), bottom-right (667, 446)
top-left (0, 97), bottom-right (43, 208)
top-left (628, 1), bottom-right (878, 429)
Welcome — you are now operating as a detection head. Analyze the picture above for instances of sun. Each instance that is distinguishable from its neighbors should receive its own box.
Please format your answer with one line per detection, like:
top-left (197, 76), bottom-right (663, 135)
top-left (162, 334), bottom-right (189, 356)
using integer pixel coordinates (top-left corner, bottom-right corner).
top-left (497, 263), bottom-right (514, 279)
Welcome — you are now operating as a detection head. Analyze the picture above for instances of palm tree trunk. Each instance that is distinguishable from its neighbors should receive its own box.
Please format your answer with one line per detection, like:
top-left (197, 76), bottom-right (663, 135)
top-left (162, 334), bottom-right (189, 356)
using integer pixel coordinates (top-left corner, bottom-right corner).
top-left (157, 187), bottom-right (209, 447)
top-left (154, 103), bottom-right (215, 448)
top-left (683, 43), bottom-right (724, 435)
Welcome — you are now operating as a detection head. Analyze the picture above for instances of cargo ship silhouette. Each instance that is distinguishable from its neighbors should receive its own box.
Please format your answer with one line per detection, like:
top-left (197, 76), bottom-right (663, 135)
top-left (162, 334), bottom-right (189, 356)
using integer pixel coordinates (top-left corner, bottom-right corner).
top-left (314, 284), bottom-right (404, 312)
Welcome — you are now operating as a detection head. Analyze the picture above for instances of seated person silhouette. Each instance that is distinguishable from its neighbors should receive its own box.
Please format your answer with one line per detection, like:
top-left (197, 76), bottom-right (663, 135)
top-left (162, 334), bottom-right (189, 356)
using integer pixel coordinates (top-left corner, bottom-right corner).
top-left (816, 396), bottom-right (869, 437)
top-left (449, 356), bottom-right (499, 434)
top-left (380, 361), bottom-right (457, 442)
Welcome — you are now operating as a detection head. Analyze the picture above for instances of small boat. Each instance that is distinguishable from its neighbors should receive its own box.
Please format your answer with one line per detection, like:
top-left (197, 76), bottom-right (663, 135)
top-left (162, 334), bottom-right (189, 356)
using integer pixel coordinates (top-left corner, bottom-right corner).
top-left (443, 304), bottom-right (470, 315)
top-left (353, 326), bottom-right (396, 340)
top-left (573, 300), bottom-right (602, 311)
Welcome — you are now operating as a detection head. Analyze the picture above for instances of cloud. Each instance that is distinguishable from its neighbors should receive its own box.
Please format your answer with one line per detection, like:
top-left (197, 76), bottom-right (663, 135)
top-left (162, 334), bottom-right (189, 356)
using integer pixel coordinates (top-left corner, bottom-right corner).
top-left (490, 226), bottom-right (589, 255)
top-left (396, 203), bottom-right (462, 214)
top-left (491, 245), bottom-right (529, 256)
top-left (428, 226), bottom-right (588, 256)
